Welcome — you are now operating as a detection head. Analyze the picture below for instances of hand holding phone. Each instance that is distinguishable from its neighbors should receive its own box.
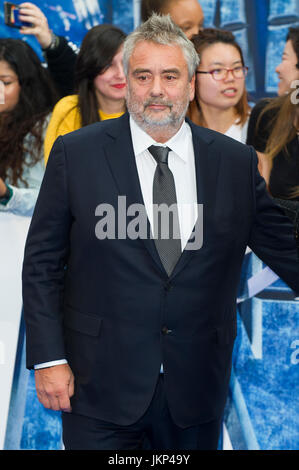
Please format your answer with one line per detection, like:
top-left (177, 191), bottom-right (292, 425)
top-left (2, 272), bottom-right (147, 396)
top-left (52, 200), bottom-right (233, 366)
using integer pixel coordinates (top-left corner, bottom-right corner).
top-left (4, 2), bottom-right (53, 50)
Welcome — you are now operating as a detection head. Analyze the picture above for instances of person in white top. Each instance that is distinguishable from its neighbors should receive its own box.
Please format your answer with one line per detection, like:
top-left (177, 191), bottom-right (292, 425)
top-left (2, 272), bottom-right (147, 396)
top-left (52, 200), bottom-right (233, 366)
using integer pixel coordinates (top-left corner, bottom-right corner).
top-left (188, 28), bottom-right (250, 144)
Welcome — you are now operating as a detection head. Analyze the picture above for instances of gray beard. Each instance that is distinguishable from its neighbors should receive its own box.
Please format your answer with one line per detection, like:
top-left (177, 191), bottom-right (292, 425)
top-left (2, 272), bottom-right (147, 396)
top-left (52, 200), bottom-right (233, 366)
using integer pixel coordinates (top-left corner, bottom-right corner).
top-left (126, 94), bottom-right (190, 136)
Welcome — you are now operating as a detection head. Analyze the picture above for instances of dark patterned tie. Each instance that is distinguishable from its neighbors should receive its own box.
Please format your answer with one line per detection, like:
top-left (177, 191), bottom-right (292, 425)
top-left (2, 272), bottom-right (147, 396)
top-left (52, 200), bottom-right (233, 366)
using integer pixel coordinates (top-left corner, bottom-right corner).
top-left (148, 145), bottom-right (181, 276)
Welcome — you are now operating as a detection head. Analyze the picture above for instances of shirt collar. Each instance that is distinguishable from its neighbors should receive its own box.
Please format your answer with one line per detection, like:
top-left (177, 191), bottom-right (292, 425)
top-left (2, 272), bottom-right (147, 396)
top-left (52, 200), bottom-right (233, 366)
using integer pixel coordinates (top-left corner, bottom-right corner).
top-left (129, 115), bottom-right (190, 164)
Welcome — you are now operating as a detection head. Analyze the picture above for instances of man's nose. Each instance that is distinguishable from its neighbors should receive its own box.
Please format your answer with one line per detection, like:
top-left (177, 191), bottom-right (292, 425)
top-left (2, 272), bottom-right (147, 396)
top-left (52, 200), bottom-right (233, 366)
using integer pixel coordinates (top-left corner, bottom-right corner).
top-left (150, 76), bottom-right (164, 96)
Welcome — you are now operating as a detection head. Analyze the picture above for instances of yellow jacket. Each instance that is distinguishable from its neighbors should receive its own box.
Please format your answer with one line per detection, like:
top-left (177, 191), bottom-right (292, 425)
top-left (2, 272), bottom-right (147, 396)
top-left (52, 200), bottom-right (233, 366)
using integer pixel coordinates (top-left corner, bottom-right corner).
top-left (44, 95), bottom-right (124, 163)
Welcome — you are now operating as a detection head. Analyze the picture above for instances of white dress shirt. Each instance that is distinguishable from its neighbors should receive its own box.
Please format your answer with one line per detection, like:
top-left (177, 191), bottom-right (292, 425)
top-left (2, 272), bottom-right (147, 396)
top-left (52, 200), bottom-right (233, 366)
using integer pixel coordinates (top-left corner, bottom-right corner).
top-left (130, 116), bottom-right (198, 251)
top-left (35, 116), bottom-right (198, 370)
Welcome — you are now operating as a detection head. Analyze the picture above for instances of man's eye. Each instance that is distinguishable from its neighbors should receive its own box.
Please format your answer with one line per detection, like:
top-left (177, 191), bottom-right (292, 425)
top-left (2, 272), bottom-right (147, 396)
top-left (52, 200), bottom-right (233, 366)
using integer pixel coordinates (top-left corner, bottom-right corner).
top-left (212, 69), bottom-right (222, 75)
top-left (165, 75), bottom-right (176, 81)
top-left (137, 75), bottom-right (148, 81)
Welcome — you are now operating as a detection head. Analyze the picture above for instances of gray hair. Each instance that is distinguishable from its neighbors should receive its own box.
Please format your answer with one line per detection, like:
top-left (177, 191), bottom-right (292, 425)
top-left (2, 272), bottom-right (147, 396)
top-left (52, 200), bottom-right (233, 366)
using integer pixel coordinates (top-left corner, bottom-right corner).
top-left (122, 13), bottom-right (199, 80)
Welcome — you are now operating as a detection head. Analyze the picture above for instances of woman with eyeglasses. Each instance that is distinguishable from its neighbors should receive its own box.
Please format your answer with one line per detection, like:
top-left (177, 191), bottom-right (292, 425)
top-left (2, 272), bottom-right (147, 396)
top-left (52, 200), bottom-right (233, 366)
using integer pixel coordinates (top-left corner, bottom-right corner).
top-left (188, 28), bottom-right (250, 143)
top-left (0, 38), bottom-right (57, 215)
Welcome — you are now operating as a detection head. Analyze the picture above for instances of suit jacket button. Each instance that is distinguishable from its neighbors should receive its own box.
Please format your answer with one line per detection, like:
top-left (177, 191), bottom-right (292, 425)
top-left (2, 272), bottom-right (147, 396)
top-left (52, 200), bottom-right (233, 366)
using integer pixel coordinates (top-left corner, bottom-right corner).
top-left (162, 326), bottom-right (172, 335)
top-left (164, 282), bottom-right (172, 292)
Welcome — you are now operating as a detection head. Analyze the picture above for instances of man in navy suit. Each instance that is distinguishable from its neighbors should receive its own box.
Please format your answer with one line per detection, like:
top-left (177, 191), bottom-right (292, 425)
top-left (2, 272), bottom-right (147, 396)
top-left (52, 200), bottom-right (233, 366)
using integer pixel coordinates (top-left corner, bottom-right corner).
top-left (22, 15), bottom-right (298, 450)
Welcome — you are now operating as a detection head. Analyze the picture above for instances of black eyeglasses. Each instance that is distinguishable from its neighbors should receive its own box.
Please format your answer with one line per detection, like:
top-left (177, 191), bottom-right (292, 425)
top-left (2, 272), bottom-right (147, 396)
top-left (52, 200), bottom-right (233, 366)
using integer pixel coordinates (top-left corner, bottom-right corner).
top-left (196, 66), bottom-right (248, 81)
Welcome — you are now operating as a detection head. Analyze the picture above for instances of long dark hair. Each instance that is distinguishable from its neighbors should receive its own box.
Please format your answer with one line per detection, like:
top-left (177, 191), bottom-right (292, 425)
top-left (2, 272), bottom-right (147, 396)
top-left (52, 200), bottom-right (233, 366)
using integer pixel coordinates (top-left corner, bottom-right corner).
top-left (0, 39), bottom-right (57, 187)
top-left (74, 24), bottom-right (126, 127)
top-left (287, 26), bottom-right (299, 70)
top-left (189, 28), bottom-right (250, 127)
top-left (256, 27), bottom-right (299, 198)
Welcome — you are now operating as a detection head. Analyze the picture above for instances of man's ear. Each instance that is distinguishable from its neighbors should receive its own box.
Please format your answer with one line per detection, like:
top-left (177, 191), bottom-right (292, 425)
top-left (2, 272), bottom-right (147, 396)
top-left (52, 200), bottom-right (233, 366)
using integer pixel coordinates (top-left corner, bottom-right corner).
top-left (189, 74), bottom-right (196, 101)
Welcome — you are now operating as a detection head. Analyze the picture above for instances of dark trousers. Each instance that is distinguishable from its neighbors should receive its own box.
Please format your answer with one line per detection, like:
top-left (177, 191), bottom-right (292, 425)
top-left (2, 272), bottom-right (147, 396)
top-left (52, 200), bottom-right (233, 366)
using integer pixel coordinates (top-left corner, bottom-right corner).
top-left (62, 374), bottom-right (222, 450)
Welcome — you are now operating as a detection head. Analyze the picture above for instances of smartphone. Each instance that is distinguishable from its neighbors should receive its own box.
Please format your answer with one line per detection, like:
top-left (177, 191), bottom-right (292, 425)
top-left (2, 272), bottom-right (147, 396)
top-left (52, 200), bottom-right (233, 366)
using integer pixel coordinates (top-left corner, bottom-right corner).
top-left (4, 2), bottom-right (32, 28)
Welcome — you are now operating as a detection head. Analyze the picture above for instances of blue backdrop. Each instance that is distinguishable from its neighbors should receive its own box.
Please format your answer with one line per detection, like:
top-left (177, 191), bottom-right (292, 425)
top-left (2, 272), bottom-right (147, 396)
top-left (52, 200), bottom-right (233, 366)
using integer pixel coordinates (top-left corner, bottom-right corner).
top-left (1, 0), bottom-right (299, 451)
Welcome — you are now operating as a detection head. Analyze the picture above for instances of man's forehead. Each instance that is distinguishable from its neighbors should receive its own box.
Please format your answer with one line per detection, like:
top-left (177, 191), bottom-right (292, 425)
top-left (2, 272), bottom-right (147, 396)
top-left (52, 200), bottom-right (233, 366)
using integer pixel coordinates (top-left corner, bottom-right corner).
top-left (129, 41), bottom-right (187, 67)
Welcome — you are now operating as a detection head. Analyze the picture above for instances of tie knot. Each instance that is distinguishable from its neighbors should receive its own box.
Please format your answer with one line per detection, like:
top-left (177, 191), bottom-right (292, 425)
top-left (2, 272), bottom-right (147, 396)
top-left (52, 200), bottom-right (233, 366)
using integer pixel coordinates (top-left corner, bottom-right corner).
top-left (148, 145), bottom-right (170, 165)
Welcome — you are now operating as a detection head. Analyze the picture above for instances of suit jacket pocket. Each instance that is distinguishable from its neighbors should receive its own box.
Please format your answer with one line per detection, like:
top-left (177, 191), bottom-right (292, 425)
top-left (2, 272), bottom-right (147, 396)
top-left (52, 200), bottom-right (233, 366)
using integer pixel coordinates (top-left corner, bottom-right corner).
top-left (63, 304), bottom-right (102, 337)
top-left (63, 305), bottom-right (103, 382)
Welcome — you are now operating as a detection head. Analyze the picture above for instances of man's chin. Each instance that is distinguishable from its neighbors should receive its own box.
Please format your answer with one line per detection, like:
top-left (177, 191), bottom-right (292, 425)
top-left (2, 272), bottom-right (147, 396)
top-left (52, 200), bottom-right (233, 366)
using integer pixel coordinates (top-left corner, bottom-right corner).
top-left (144, 118), bottom-right (174, 127)
top-left (129, 106), bottom-right (186, 131)
top-left (142, 111), bottom-right (178, 128)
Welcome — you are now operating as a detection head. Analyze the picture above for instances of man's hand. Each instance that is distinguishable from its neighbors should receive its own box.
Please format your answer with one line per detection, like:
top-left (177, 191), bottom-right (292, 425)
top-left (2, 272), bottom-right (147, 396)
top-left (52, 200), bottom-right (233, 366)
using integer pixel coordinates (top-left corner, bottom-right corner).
top-left (35, 363), bottom-right (75, 412)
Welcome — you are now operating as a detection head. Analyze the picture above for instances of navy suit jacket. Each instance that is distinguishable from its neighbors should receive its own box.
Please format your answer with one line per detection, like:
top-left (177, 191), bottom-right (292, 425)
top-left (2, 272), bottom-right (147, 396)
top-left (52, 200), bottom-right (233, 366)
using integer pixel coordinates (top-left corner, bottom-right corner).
top-left (22, 113), bottom-right (298, 427)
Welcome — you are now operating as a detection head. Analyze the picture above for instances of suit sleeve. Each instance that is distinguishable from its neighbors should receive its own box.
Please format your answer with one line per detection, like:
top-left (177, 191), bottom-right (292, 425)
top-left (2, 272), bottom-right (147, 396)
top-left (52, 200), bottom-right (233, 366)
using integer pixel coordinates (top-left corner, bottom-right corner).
top-left (22, 136), bottom-right (72, 369)
top-left (248, 147), bottom-right (299, 293)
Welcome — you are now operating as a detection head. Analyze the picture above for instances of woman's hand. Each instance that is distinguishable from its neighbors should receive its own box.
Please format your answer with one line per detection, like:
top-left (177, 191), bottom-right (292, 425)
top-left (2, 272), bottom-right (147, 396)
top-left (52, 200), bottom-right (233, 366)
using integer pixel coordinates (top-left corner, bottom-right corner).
top-left (18, 3), bottom-right (53, 50)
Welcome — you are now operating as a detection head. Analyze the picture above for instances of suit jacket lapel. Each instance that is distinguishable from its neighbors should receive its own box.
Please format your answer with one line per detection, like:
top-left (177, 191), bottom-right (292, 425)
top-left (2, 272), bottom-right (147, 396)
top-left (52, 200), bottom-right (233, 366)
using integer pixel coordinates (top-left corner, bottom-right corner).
top-left (102, 114), bottom-right (222, 278)
top-left (171, 119), bottom-right (222, 278)
top-left (102, 113), bottom-right (165, 274)
top-left (189, 118), bottom-right (221, 215)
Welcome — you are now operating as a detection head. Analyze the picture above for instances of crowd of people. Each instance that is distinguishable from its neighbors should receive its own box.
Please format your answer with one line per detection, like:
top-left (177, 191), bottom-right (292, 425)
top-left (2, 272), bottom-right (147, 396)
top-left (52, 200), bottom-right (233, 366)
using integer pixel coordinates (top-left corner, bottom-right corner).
top-left (1, 0), bottom-right (298, 451)
top-left (20, 10), bottom-right (298, 451)
top-left (1, 0), bottom-right (298, 228)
